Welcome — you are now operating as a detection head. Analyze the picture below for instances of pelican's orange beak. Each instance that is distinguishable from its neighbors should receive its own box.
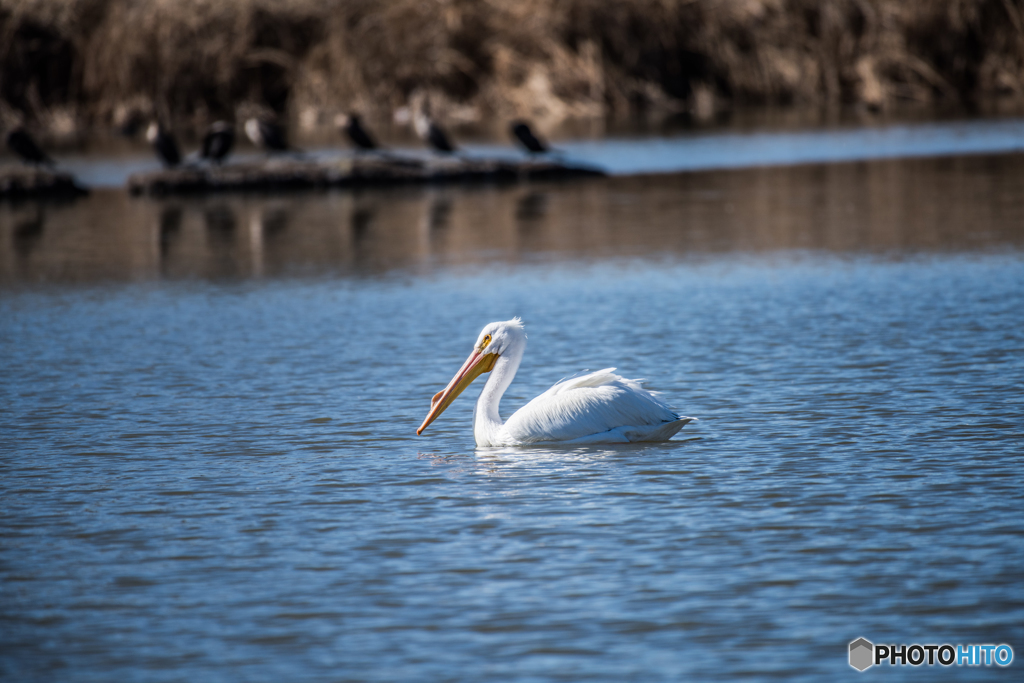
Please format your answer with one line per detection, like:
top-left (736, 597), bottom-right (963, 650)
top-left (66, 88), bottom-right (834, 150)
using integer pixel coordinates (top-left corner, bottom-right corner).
top-left (417, 349), bottom-right (498, 435)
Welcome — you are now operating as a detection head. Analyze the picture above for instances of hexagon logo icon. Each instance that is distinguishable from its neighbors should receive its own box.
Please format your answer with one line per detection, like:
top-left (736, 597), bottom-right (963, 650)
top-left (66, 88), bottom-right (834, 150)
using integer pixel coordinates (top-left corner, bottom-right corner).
top-left (849, 638), bottom-right (874, 671)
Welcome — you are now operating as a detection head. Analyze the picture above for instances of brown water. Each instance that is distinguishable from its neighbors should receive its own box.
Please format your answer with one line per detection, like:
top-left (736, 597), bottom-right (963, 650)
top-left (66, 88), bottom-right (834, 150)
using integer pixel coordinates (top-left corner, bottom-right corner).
top-left (1, 151), bottom-right (1023, 682)
top-left (3, 153), bottom-right (1024, 284)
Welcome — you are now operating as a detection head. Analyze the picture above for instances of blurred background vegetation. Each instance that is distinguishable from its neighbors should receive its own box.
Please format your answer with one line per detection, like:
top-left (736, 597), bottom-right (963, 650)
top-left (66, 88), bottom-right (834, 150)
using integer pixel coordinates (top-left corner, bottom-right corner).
top-left (3, 0), bottom-right (1024, 141)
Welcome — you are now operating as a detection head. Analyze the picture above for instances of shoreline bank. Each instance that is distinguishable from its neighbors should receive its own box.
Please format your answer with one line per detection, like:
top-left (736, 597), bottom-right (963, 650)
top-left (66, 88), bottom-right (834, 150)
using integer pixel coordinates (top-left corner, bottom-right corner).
top-left (4, 0), bottom-right (1024, 144)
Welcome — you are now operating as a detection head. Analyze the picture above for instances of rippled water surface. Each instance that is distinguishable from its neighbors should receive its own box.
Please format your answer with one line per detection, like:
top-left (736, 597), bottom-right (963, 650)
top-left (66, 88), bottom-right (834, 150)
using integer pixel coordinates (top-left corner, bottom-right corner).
top-left (2, 151), bottom-right (1023, 681)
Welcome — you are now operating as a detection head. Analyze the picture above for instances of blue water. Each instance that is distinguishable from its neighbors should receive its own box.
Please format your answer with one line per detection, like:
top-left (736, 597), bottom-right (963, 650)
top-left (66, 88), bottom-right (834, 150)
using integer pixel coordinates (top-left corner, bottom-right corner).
top-left (2, 151), bottom-right (1024, 681)
top-left (562, 117), bottom-right (1024, 174)
top-left (51, 117), bottom-right (1024, 188)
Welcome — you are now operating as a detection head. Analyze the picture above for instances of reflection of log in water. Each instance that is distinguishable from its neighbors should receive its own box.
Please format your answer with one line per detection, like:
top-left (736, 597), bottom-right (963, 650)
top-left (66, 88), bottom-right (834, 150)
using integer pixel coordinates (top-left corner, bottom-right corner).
top-left (127, 157), bottom-right (605, 195)
top-left (6, 155), bottom-right (1024, 283)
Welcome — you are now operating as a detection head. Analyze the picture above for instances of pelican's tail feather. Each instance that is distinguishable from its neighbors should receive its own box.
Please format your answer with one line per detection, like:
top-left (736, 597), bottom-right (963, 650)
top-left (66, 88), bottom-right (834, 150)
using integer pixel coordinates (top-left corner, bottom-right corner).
top-left (626, 417), bottom-right (693, 442)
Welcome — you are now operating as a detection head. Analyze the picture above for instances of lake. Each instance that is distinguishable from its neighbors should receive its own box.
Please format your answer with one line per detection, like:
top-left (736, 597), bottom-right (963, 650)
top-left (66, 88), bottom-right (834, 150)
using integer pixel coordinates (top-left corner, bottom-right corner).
top-left (1, 134), bottom-right (1023, 681)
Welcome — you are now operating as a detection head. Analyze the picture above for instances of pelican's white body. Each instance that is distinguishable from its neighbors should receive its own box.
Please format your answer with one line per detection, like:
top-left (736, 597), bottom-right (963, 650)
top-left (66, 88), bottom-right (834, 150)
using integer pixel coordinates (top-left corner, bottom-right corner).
top-left (466, 320), bottom-right (692, 447)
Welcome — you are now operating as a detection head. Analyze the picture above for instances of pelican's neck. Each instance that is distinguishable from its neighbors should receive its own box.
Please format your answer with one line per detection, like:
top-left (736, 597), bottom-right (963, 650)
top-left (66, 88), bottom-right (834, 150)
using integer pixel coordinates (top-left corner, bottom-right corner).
top-left (473, 338), bottom-right (525, 447)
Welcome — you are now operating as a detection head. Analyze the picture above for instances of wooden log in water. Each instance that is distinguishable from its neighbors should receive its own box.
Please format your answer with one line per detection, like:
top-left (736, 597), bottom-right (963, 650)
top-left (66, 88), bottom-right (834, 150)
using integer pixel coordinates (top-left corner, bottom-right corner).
top-left (0, 166), bottom-right (89, 198)
top-left (127, 155), bottom-right (605, 195)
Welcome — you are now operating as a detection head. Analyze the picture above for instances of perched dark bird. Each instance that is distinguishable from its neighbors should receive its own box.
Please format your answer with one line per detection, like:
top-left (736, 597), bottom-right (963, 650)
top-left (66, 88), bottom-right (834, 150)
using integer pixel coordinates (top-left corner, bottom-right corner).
top-left (200, 121), bottom-right (234, 164)
top-left (510, 120), bottom-right (549, 154)
top-left (146, 122), bottom-right (181, 167)
top-left (245, 118), bottom-right (289, 153)
top-left (336, 113), bottom-right (378, 151)
top-left (414, 111), bottom-right (456, 154)
top-left (5, 127), bottom-right (54, 166)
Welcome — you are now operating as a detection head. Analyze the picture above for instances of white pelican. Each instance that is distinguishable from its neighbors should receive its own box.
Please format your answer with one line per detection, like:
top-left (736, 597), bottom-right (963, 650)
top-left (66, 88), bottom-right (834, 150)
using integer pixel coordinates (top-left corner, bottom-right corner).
top-left (417, 318), bottom-right (693, 446)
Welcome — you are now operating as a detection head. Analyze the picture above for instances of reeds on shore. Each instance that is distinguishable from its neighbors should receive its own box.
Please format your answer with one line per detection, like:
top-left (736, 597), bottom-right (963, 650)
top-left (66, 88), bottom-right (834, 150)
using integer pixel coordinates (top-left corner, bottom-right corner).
top-left (2, 0), bottom-right (1023, 140)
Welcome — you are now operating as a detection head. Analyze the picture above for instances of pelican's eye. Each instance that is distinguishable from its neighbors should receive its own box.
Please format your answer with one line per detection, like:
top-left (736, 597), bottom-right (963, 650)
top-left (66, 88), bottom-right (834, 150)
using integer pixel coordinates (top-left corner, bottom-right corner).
top-left (480, 334), bottom-right (492, 349)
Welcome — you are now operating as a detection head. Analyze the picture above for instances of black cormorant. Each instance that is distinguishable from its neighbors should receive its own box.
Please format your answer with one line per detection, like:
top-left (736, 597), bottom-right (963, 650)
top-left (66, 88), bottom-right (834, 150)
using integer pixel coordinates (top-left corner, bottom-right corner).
top-left (200, 121), bottom-right (234, 164)
top-left (510, 121), bottom-right (549, 154)
top-left (337, 113), bottom-right (378, 151)
top-left (146, 122), bottom-right (181, 167)
top-left (414, 111), bottom-right (456, 154)
top-left (5, 128), bottom-right (54, 166)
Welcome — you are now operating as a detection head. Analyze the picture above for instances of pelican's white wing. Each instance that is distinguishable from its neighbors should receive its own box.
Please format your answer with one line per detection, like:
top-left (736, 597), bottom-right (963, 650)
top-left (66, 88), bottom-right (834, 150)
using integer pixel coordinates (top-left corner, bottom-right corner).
top-left (500, 368), bottom-right (691, 444)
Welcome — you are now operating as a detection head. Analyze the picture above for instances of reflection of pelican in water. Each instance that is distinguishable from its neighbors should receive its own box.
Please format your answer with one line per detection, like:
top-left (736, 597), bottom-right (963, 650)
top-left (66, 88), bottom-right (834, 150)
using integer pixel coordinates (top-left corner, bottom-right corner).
top-left (418, 318), bottom-right (693, 446)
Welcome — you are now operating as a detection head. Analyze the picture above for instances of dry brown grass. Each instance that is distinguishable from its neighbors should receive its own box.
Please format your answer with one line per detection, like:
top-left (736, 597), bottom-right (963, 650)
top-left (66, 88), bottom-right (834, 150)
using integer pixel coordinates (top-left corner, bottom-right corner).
top-left (2, 0), bottom-right (1024, 139)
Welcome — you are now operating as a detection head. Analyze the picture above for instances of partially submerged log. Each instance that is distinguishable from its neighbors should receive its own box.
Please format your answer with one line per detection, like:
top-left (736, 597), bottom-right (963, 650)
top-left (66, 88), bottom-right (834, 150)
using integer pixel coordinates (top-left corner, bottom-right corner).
top-left (127, 155), bottom-right (605, 195)
top-left (0, 166), bottom-right (89, 198)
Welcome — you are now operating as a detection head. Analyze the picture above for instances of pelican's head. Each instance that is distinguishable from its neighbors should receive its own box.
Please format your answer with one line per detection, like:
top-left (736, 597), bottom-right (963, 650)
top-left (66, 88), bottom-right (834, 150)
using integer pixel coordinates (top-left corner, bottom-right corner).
top-left (473, 317), bottom-right (525, 357)
top-left (417, 318), bottom-right (525, 436)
